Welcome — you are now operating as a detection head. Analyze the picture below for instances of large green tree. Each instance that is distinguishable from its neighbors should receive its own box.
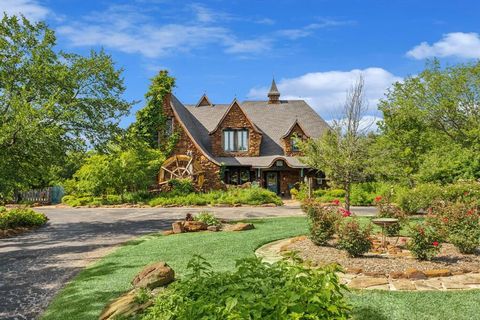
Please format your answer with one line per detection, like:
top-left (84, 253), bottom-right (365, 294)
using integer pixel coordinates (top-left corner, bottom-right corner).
top-left (0, 15), bottom-right (132, 199)
top-left (374, 60), bottom-right (480, 185)
top-left (129, 70), bottom-right (176, 151)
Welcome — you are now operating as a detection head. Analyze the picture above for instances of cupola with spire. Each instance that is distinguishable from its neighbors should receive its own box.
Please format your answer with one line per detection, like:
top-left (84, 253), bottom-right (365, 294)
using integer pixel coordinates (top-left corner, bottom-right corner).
top-left (267, 78), bottom-right (280, 104)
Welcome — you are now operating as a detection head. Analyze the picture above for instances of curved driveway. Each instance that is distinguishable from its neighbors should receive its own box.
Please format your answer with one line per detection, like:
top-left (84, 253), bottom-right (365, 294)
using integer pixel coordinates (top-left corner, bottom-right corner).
top-left (0, 205), bottom-right (375, 319)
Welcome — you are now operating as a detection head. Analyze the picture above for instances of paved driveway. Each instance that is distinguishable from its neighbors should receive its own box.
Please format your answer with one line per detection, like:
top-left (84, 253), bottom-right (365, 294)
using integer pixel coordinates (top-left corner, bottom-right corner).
top-left (0, 205), bottom-right (375, 319)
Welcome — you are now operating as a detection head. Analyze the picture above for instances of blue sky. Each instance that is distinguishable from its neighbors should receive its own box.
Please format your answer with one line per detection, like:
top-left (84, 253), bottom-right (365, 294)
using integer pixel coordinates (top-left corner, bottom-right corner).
top-left (3, 0), bottom-right (480, 127)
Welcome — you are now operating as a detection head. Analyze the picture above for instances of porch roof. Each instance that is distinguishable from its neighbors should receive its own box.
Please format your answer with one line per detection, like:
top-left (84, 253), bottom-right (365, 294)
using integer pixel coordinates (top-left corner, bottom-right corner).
top-left (214, 156), bottom-right (309, 169)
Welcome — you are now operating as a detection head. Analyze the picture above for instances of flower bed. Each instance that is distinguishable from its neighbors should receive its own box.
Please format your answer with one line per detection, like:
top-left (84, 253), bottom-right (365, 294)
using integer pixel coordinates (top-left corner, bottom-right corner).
top-left (0, 207), bottom-right (48, 238)
top-left (286, 236), bottom-right (480, 276)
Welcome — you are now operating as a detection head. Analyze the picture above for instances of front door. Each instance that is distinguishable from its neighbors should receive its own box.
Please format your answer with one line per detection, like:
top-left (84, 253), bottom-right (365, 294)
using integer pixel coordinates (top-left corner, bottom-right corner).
top-left (265, 171), bottom-right (279, 194)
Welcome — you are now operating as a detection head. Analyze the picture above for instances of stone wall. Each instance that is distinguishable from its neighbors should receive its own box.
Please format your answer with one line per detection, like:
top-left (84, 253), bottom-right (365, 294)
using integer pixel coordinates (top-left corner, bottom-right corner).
top-left (162, 94), bottom-right (224, 191)
top-left (211, 102), bottom-right (262, 157)
top-left (282, 123), bottom-right (307, 156)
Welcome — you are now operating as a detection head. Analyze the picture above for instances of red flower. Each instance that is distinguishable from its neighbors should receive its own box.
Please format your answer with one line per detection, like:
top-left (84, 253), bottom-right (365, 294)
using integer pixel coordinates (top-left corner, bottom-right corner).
top-left (467, 209), bottom-right (474, 216)
top-left (464, 191), bottom-right (469, 196)
top-left (442, 217), bottom-right (449, 223)
top-left (332, 199), bottom-right (340, 205)
top-left (432, 241), bottom-right (439, 247)
top-left (374, 196), bottom-right (382, 203)
top-left (418, 227), bottom-right (425, 235)
top-left (339, 208), bottom-right (352, 217)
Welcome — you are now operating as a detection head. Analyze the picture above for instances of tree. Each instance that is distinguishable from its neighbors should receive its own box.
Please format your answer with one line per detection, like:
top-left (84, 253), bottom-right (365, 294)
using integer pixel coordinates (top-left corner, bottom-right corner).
top-left (0, 15), bottom-right (132, 199)
top-left (69, 143), bottom-right (164, 198)
top-left (375, 60), bottom-right (480, 185)
top-left (301, 76), bottom-right (370, 211)
top-left (129, 70), bottom-right (176, 151)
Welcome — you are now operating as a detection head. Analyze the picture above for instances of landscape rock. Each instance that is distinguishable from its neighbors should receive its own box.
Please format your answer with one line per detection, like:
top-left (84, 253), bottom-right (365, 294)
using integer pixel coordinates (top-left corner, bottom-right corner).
top-left (389, 271), bottom-right (405, 279)
top-left (346, 267), bottom-right (363, 274)
top-left (391, 279), bottom-right (416, 290)
top-left (172, 221), bottom-right (184, 234)
top-left (424, 269), bottom-right (451, 278)
top-left (224, 223), bottom-right (255, 231)
top-left (162, 230), bottom-right (175, 236)
top-left (183, 221), bottom-right (207, 232)
top-left (207, 225), bottom-right (220, 232)
top-left (405, 268), bottom-right (427, 280)
top-left (348, 276), bottom-right (389, 289)
top-left (99, 289), bottom-right (152, 320)
top-left (132, 262), bottom-right (175, 289)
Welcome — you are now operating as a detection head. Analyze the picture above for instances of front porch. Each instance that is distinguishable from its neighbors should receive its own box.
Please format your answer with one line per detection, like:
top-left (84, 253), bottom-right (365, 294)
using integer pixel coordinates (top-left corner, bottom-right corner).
top-left (222, 160), bottom-right (325, 197)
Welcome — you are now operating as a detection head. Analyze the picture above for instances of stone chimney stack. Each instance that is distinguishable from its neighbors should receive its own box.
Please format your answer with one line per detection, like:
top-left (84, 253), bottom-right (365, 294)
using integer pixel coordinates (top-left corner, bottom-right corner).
top-left (267, 78), bottom-right (280, 104)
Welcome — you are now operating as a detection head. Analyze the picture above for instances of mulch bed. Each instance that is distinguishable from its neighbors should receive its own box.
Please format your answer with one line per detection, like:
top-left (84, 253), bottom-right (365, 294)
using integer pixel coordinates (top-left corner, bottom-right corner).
top-left (287, 236), bottom-right (480, 275)
top-left (0, 227), bottom-right (39, 239)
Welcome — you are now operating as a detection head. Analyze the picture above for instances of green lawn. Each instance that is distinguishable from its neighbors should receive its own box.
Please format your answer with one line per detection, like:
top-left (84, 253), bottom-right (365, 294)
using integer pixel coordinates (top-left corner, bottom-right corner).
top-left (42, 217), bottom-right (480, 320)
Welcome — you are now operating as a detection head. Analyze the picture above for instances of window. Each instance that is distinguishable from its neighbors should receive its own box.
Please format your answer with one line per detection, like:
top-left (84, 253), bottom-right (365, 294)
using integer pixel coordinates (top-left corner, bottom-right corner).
top-left (224, 168), bottom-right (252, 185)
top-left (223, 129), bottom-right (249, 152)
top-left (165, 117), bottom-right (174, 136)
top-left (291, 136), bottom-right (301, 152)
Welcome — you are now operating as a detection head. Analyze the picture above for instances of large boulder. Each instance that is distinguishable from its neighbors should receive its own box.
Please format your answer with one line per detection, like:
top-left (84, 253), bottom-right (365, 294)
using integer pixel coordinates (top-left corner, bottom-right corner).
top-left (223, 223), bottom-right (255, 232)
top-left (99, 289), bottom-right (152, 320)
top-left (172, 221), bottom-right (185, 234)
top-left (132, 262), bottom-right (175, 289)
top-left (183, 220), bottom-right (207, 232)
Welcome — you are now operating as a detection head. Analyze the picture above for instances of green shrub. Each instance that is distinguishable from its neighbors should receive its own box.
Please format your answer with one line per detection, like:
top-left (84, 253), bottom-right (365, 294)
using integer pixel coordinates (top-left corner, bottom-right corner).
top-left (168, 179), bottom-right (195, 195)
top-left (433, 202), bottom-right (480, 254)
top-left (375, 196), bottom-right (407, 236)
top-left (141, 255), bottom-right (350, 320)
top-left (194, 211), bottom-right (220, 226)
top-left (407, 223), bottom-right (442, 260)
top-left (0, 206), bottom-right (6, 213)
top-left (302, 200), bottom-right (342, 245)
top-left (0, 208), bottom-right (48, 229)
top-left (336, 218), bottom-right (372, 257)
top-left (396, 181), bottom-right (480, 214)
top-left (149, 186), bottom-right (282, 207)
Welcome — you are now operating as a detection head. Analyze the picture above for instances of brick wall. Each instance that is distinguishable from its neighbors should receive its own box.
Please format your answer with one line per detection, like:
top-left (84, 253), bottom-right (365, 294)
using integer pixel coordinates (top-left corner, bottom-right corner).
top-left (210, 102), bottom-right (262, 157)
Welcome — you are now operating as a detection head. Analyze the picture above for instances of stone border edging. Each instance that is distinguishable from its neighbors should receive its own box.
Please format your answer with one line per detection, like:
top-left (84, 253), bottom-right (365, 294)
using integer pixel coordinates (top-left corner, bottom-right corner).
top-left (255, 237), bottom-right (480, 291)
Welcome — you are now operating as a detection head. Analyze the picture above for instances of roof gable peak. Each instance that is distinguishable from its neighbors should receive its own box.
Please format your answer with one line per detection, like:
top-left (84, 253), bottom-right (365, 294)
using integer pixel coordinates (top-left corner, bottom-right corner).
top-left (195, 93), bottom-right (212, 107)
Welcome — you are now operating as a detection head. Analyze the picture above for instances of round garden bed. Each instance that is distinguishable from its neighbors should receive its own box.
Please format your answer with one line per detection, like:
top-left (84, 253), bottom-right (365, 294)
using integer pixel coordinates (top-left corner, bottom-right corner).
top-left (287, 235), bottom-right (480, 275)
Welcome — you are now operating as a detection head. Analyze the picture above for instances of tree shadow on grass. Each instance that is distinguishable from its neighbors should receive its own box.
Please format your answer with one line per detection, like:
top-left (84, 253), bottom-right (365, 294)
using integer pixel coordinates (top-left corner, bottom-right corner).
top-left (351, 306), bottom-right (389, 320)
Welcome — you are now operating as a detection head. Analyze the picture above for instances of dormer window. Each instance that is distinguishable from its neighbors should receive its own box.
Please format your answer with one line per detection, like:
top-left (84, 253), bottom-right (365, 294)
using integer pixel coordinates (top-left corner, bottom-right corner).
top-left (223, 129), bottom-right (249, 152)
top-left (291, 136), bottom-right (300, 152)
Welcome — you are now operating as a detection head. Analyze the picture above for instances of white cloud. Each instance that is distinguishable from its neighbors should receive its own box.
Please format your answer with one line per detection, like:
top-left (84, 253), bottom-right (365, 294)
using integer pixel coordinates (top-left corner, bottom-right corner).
top-left (247, 68), bottom-right (402, 119)
top-left (278, 18), bottom-right (355, 40)
top-left (57, 4), bottom-right (272, 58)
top-left (407, 32), bottom-right (480, 59)
top-left (327, 115), bottom-right (380, 133)
top-left (0, 0), bottom-right (50, 21)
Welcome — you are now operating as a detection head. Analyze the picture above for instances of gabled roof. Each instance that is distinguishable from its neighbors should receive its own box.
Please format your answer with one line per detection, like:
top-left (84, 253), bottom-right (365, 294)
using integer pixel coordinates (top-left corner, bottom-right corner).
top-left (195, 94), bottom-right (212, 107)
top-left (280, 119), bottom-right (309, 139)
top-left (208, 98), bottom-right (262, 135)
top-left (173, 93), bottom-right (330, 166)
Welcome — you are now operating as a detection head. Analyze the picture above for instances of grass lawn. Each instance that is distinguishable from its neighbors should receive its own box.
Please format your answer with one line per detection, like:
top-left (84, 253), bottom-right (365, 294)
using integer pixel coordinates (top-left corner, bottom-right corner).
top-left (42, 217), bottom-right (480, 320)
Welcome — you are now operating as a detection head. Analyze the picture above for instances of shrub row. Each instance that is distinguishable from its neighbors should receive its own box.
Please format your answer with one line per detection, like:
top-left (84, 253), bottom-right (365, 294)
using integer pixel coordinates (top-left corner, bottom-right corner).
top-left (149, 187), bottom-right (282, 207)
top-left (62, 186), bottom-right (282, 207)
top-left (0, 208), bottom-right (48, 230)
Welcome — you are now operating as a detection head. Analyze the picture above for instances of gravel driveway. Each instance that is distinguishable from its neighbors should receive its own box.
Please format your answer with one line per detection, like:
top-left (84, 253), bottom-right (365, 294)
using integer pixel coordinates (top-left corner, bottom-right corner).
top-left (0, 204), bottom-right (375, 319)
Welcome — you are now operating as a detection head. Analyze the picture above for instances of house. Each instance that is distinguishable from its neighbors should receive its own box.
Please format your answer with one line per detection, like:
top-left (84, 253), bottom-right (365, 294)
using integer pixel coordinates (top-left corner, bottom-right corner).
top-left (160, 79), bottom-right (330, 196)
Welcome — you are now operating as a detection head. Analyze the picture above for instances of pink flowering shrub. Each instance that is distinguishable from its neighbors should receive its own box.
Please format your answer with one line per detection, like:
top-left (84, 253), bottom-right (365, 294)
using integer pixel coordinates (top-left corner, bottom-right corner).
top-left (407, 223), bottom-right (442, 260)
top-left (302, 200), bottom-right (342, 245)
top-left (432, 201), bottom-right (480, 254)
top-left (375, 195), bottom-right (407, 236)
top-left (336, 218), bottom-right (372, 257)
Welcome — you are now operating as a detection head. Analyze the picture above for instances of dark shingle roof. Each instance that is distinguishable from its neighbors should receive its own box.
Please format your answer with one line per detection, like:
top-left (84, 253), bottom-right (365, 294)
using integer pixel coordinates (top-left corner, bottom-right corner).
top-left (172, 94), bottom-right (330, 168)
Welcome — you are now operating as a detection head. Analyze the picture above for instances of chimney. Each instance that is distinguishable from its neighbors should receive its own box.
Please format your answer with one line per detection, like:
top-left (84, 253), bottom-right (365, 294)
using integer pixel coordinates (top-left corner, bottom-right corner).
top-left (268, 78), bottom-right (280, 104)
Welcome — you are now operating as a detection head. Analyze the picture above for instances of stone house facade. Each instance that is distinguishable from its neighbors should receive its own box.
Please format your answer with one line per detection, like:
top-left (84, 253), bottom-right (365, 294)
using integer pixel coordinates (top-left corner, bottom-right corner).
top-left (161, 80), bottom-right (330, 196)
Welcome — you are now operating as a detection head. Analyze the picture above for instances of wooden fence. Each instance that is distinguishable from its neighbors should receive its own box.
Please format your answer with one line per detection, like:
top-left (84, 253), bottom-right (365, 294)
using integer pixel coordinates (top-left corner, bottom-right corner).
top-left (16, 186), bottom-right (64, 204)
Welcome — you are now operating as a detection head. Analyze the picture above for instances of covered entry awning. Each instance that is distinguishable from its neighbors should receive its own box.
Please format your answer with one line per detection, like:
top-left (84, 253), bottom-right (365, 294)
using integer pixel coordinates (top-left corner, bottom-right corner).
top-left (214, 156), bottom-right (309, 169)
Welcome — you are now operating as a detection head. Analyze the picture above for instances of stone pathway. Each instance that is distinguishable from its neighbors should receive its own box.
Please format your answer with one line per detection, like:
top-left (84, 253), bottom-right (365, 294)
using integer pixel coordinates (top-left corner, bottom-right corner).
top-left (255, 237), bottom-right (480, 291)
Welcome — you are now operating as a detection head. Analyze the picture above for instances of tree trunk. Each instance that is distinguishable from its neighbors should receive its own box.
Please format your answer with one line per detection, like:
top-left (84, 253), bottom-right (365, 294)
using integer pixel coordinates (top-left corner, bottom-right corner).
top-left (345, 181), bottom-right (351, 212)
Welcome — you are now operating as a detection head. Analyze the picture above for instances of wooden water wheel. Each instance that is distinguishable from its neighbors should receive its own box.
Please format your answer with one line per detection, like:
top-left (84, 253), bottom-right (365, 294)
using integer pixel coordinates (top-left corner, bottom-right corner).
top-left (158, 155), bottom-right (205, 188)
